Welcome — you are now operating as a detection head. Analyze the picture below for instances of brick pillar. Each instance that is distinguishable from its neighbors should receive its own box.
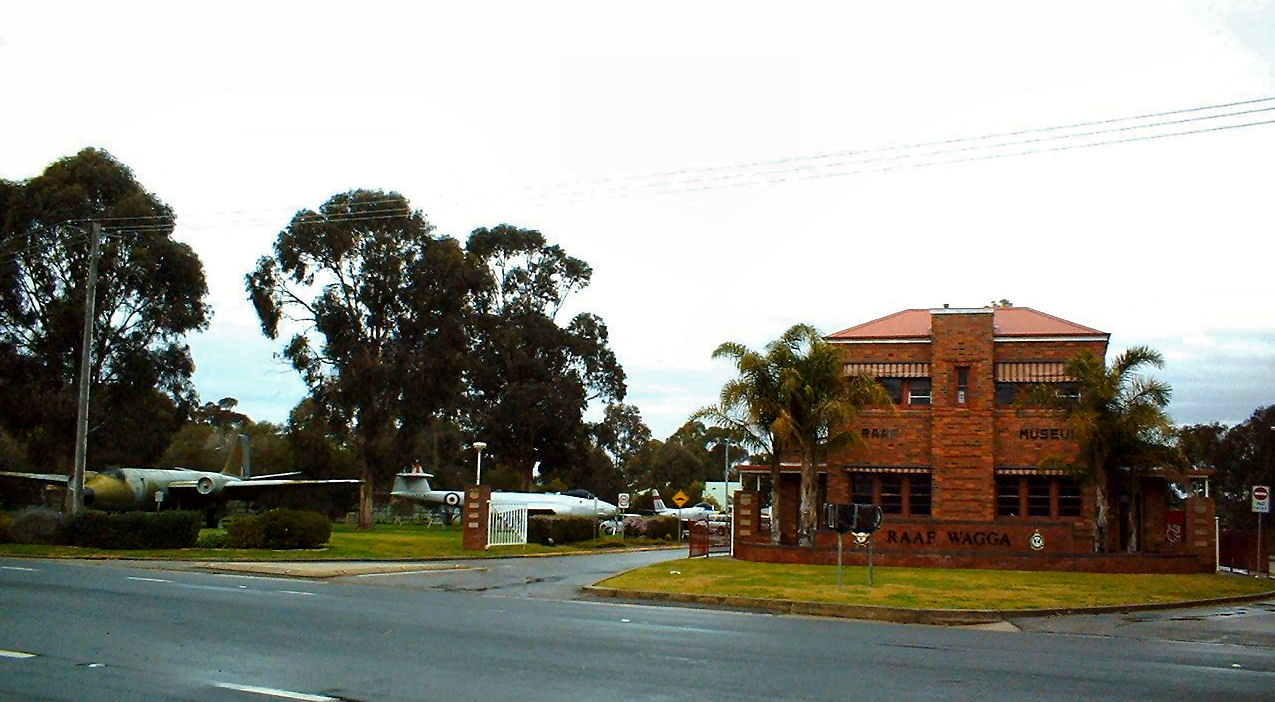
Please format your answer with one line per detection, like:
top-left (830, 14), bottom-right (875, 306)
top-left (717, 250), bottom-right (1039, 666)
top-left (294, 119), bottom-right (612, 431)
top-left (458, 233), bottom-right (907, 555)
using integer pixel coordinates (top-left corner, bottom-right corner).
top-left (734, 491), bottom-right (760, 542)
top-left (930, 309), bottom-right (996, 522)
top-left (1184, 495), bottom-right (1216, 571)
top-left (461, 485), bottom-right (491, 551)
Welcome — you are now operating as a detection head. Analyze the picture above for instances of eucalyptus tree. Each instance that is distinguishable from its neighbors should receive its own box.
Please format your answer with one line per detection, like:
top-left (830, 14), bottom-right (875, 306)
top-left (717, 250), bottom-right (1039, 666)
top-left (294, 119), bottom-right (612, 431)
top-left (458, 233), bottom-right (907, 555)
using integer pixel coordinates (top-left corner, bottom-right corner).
top-left (1022, 346), bottom-right (1177, 552)
top-left (0, 148), bottom-right (210, 469)
top-left (246, 190), bottom-right (487, 528)
top-left (464, 225), bottom-right (625, 491)
top-left (1180, 406), bottom-right (1275, 529)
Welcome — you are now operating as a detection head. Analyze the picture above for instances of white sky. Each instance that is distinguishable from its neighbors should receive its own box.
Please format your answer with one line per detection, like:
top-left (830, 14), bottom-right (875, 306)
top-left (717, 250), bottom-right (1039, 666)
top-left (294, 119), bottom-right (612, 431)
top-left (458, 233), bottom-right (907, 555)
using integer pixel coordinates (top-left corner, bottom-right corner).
top-left (2, 1), bottom-right (1273, 440)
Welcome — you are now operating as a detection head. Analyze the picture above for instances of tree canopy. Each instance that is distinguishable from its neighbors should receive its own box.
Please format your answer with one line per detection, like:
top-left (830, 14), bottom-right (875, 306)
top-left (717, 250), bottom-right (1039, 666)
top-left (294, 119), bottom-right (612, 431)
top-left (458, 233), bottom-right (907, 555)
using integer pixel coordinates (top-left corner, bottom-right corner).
top-left (246, 190), bottom-right (487, 527)
top-left (1179, 405), bottom-right (1275, 529)
top-left (463, 225), bottom-right (626, 491)
top-left (0, 148), bottom-right (210, 471)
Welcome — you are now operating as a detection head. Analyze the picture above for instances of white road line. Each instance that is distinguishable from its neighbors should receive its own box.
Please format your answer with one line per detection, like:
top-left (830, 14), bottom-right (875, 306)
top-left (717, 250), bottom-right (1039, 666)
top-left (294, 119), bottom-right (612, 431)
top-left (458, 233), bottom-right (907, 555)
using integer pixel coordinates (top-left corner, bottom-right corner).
top-left (210, 573), bottom-right (314, 584)
top-left (0, 566), bottom-right (36, 572)
top-left (0, 650), bottom-right (36, 659)
top-left (126, 576), bottom-right (171, 583)
top-left (214, 682), bottom-right (339, 701)
top-left (278, 590), bottom-right (315, 596)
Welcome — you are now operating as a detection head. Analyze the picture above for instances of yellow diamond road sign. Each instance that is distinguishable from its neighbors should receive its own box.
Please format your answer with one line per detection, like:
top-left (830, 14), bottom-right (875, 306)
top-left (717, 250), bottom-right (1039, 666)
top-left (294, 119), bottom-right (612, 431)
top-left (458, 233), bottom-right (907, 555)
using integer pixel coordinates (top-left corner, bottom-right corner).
top-left (672, 490), bottom-right (689, 508)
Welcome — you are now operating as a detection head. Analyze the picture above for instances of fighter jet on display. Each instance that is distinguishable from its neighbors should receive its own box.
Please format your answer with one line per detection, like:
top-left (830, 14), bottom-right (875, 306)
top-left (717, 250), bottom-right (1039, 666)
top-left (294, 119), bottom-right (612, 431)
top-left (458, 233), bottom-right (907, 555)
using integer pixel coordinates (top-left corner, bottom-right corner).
top-left (0, 434), bottom-right (360, 523)
top-left (390, 467), bottom-right (618, 518)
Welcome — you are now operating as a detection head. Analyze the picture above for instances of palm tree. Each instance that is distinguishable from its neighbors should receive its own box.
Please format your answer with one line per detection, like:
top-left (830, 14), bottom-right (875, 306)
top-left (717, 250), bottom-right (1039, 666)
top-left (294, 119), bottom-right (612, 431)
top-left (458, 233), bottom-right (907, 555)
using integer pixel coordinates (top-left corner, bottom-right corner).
top-left (1024, 346), bottom-right (1177, 553)
top-left (696, 325), bottom-right (804, 545)
top-left (772, 325), bottom-right (890, 546)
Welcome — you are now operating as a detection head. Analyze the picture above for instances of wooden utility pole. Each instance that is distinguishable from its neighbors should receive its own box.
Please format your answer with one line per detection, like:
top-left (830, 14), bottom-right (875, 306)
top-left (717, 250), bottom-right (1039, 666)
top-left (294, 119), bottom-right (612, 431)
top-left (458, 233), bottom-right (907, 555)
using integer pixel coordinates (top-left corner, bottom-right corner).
top-left (69, 222), bottom-right (101, 516)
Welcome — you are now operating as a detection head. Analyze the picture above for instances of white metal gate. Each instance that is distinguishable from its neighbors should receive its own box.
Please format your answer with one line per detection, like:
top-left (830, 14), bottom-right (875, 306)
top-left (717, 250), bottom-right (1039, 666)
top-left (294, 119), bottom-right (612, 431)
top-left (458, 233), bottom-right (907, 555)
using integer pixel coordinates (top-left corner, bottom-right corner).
top-left (487, 503), bottom-right (528, 547)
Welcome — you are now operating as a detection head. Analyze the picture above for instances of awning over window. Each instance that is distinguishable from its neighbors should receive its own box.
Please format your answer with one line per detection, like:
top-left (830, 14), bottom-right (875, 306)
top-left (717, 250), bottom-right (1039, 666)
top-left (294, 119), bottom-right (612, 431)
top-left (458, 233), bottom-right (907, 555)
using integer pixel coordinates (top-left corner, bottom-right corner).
top-left (846, 465), bottom-right (931, 474)
top-left (995, 466), bottom-right (1071, 476)
top-left (995, 362), bottom-right (1071, 382)
top-left (844, 362), bottom-right (930, 378)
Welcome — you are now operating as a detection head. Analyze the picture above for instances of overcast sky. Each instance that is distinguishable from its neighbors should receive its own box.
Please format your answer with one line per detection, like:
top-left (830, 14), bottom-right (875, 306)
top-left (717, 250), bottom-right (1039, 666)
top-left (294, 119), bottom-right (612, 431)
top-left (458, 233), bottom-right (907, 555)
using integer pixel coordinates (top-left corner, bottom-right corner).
top-left (2, 1), bottom-right (1272, 441)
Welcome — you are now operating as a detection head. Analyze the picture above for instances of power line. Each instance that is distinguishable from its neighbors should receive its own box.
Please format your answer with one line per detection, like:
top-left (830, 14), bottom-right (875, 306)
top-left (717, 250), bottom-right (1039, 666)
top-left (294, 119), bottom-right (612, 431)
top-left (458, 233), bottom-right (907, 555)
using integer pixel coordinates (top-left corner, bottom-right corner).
top-left (521, 95), bottom-right (1275, 201)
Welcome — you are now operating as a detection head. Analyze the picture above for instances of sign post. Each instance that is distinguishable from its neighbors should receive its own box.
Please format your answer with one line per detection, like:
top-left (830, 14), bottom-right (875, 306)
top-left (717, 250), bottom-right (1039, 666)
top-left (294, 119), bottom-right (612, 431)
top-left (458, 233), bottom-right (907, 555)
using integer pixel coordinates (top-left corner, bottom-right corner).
top-left (1253, 485), bottom-right (1270, 576)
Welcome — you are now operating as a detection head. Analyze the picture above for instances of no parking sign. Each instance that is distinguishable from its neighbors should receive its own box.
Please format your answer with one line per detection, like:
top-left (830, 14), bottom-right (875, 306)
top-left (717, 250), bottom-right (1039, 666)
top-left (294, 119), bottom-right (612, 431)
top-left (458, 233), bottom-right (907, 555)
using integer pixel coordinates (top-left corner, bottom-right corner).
top-left (1253, 485), bottom-right (1270, 513)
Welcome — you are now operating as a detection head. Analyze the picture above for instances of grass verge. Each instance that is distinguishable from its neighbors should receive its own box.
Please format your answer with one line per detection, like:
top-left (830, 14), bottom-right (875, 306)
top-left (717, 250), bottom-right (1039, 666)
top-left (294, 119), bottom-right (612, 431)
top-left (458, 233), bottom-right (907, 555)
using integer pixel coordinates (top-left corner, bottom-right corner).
top-left (0, 523), bottom-right (678, 561)
top-left (597, 557), bottom-right (1275, 610)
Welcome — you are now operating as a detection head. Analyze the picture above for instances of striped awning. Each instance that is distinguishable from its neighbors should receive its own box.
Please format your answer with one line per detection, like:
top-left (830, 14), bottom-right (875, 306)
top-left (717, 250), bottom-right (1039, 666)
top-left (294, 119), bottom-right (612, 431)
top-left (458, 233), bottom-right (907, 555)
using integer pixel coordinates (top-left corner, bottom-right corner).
top-left (995, 362), bottom-right (1071, 382)
top-left (844, 362), bottom-right (930, 378)
top-left (846, 465), bottom-right (931, 474)
top-left (995, 466), bottom-right (1071, 476)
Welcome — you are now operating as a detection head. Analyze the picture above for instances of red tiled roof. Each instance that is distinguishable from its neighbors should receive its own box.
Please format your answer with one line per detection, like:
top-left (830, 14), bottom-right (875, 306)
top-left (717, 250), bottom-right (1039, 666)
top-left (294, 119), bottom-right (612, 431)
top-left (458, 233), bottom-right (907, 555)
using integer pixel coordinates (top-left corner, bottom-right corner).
top-left (826, 307), bottom-right (1106, 340)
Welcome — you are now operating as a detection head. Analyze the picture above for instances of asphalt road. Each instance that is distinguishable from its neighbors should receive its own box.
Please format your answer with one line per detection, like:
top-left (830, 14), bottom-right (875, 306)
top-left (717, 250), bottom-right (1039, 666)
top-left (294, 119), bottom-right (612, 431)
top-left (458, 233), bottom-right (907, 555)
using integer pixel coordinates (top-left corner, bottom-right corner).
top-left (1, 554), bottom-right (1272, 702)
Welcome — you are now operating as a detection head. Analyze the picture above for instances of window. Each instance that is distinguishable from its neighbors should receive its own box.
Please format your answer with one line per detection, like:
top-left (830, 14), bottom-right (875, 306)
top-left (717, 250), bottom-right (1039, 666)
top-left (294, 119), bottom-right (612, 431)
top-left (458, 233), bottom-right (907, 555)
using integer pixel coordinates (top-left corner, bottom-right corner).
top-left (906, 378), bottom-right (931, 406)
top-left (909, 474), bottom-right (932, 515)
top-left (879, 475), bottom-right (904, 514)
top-left (997, 474), bottom-right (1084, 520)
top-left (996, 475), bottom-right (1020, 517)
top-left (852, 473), bottom-right (874, 504)
top-left (875, 377), bottom-right (933, 407)
top-left (996, 382), bottom-right (1019, 406)
top-left (1057, 478), bottom-right (1081, 516)
top-left (879, 378), bottom-right (903, 405)
top-left (1026, 476), bottom-right (1051, 517)
top-left (956, 366), bottom-right (969, 404)
top-left (848, 472), bottom-right (931, 517)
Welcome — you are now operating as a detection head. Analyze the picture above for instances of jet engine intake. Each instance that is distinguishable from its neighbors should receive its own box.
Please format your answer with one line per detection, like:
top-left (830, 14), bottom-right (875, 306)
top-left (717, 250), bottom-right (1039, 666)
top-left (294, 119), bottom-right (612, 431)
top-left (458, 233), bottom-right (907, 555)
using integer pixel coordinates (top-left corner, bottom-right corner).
top-left (196, 476), bottom-right (217, 495)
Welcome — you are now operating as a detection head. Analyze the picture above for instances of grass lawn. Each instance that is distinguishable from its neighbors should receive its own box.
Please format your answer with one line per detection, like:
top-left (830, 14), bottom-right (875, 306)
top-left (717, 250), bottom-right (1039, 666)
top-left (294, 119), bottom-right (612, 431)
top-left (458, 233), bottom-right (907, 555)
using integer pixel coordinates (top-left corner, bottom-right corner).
top-left (598, 557), bottom-right (1275, 611)
top-left (0, 523), bottom-right (677, 561)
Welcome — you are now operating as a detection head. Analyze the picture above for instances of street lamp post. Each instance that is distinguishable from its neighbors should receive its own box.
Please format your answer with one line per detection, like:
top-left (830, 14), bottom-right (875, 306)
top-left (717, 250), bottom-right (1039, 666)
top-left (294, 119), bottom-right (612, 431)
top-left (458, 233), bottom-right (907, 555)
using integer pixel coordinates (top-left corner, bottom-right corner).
top-left (472, 442), bottom-right (487, 485)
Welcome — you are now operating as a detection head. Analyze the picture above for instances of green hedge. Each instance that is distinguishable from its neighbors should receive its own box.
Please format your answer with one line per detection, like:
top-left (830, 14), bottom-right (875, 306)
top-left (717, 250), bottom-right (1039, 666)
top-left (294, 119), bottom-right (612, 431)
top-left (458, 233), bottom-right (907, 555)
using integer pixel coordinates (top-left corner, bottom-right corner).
top-left (644, 515), bottom-right (679, 541)
top-left (227, 509), bottom-right (331, 549)
top-left (4, 506), bottom-right (62, 544)
top-left (62, 510), bottom-right (201, 549)
top-left (528, 515), bottom-right (597, 545)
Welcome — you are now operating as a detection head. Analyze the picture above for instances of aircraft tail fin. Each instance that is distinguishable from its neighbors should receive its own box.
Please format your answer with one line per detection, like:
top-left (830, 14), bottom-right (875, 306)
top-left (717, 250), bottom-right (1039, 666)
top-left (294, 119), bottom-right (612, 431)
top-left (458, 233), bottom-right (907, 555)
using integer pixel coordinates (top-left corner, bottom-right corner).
top-left (651, 489), bottom-right (666, 512)
top-left (221, 434), bottom-right (251, 478)
top-left (391, 468), bottom-right (434, 498)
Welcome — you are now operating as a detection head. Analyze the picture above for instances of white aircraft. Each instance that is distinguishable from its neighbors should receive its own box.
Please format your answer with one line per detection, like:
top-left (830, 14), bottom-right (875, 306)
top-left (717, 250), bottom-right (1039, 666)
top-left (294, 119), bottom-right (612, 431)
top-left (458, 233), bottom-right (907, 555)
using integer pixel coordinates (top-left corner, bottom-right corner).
top-left (651, 490), bottom-right (720, 522)
top-left (391, 468), bottom-right (619, 518)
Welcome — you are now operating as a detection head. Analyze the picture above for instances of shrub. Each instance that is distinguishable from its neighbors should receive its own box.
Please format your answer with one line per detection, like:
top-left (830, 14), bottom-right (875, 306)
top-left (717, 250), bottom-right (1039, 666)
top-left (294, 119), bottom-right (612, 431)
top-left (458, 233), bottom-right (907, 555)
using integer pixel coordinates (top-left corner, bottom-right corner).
top-left (644, 515), bottom-right (679, 541)
top-left (228, 509), bottom-right (331, 549)
top-left (196, 530), bottom-right (229, 549)
top-left (528, 515), bottom-right (597, 545)
top-left (0, 512), bottom-right (11, 542)
top-left (226, 513), bottom-right (265, 548)
top-left (61, 510), bottom-right (201, 549)
top-left (7, 506), bottom-right (63, 544)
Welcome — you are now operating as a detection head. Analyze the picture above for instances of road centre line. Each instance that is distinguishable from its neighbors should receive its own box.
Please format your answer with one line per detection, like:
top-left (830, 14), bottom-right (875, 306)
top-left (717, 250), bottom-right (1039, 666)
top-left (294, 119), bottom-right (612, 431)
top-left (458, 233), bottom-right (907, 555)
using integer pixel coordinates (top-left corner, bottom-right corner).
top-left (126, 576), bottom-right (171, 583)
top-left (0, 566), bottom-right (36, 572)
top-left (214, 682), bottom-right (339, 701)
top-left (279, 590), bottom-right (315, 596)
top-left (0, 650), bottom-right (36, 659)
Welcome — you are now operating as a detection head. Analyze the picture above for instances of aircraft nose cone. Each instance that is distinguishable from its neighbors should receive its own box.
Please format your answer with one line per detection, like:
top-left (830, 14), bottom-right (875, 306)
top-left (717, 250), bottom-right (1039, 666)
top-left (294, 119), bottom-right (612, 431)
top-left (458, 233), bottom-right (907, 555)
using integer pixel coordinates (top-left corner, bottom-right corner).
top-left (82, 488), bottom-right (95, 506)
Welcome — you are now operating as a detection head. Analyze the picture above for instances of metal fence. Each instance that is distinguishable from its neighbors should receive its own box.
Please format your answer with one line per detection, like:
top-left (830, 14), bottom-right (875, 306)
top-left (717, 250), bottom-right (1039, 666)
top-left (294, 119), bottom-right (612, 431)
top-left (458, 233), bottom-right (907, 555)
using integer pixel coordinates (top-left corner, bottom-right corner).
top-left (487, 503), bottom-right (528, 548)
top-left (688, 519), bottom-right (731, 557)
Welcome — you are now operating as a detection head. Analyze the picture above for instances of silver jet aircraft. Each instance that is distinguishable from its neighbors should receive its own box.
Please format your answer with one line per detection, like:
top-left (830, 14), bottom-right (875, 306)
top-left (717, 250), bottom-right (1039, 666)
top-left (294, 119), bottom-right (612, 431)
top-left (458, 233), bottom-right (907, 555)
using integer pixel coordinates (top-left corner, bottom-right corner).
top-left (391, 467), bottom-right (618, 518)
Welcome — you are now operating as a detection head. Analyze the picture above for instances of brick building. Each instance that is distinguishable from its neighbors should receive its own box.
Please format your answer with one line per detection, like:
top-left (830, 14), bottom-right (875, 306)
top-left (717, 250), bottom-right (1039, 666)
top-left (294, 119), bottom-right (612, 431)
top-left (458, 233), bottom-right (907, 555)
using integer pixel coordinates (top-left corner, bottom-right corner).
top-left (733, 305), bottom-right (1216, 573)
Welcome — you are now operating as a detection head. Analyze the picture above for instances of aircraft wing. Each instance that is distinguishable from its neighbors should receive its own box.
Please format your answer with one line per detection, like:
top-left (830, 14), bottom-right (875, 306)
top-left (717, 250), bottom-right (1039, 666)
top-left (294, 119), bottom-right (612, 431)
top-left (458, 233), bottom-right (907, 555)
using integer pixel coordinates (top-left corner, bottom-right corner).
top-left (0, 471), bottom-right (70, 485)
top-left (166, 478), bottom-right (362, 498)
